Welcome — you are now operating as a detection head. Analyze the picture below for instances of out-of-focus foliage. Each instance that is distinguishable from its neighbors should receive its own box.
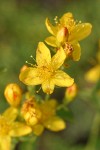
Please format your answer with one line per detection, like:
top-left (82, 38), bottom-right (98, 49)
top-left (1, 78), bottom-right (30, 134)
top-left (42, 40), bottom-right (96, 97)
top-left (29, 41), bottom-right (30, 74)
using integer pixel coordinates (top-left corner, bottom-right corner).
top-left (0, 0), bottom-right (100, 150)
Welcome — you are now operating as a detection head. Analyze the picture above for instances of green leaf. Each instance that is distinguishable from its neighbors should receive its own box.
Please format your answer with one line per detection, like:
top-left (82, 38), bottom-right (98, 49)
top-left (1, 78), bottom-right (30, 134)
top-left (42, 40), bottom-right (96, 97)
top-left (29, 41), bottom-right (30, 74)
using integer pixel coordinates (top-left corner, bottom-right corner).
top-left (56, 107), bottom-right (74, 122)
top-left (18, 141), bottom-right (36, 150)
top-left (18, 135), bottom-right (38, 150)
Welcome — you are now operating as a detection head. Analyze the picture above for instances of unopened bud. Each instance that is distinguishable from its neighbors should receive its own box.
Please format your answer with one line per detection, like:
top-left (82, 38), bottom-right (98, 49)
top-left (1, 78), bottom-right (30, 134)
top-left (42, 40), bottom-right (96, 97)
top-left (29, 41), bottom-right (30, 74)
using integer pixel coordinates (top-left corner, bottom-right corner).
top-left (20, 65), bottom-right (28, 72)
top-left (56, 27), bottom-right (68, 45)
top-left (65, 83), bottom-right (77, 103)
top-left (21, 100), bottom-right (42, 126)
top-left (4, 83), bottom-right (22, 107)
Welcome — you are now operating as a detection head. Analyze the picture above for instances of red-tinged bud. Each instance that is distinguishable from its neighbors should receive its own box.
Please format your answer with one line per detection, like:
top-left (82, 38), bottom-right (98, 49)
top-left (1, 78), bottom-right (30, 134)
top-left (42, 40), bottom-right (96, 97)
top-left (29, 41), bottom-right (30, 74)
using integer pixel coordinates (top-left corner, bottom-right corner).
top-left (65, 83), bottom-right (77, 103)
top-left (4, 83), bottom-right (22, 107)
top-left (20, 65), bottom-right (28, 72)
top-left (56, 27), bottom-right (69, 46)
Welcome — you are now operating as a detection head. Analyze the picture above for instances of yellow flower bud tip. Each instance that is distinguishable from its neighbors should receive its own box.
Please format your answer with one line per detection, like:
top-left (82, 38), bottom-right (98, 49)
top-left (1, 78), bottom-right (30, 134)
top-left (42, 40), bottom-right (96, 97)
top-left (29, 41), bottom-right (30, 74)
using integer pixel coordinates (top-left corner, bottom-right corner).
top-left (57, 27), bottom-right (69, 44)
top-left (4, 83), bottom-right (22, 107)
top-left (65, 83), bottom-right (77, 102)
top-left (21, 100), bottom-right (42, 126)
top-left (20, 65), bottom-right (28, 72)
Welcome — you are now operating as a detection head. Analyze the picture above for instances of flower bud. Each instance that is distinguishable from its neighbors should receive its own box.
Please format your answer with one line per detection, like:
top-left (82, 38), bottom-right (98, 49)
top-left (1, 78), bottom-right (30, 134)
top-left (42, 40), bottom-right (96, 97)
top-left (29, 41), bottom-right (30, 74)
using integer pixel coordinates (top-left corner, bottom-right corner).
top-left (4, 83), bottom-right (22, 107)
top-left (20, 65), bottom-right (28, 72)
top-left (65, 83), bottom-right (77, 103)
top-left (21, 100), bottom-right (42, 126)
top-left (56, 27), bottom-right (69, 46)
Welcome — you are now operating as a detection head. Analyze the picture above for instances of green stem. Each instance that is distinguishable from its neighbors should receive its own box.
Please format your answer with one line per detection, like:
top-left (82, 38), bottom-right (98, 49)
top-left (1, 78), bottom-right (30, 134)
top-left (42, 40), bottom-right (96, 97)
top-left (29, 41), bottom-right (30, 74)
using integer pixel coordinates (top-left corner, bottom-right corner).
top-left (45, 94), bottom-right (50, 101)
top-left (85, 112), bottom-right (100, 150)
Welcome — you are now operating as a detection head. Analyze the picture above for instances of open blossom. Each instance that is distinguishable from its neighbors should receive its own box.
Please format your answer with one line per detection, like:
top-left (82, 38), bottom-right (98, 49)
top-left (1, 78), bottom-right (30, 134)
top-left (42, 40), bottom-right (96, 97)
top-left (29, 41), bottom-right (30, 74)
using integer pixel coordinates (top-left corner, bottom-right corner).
top-left (21, 99), bottom-right (66, 136)
top-left (0, 107), bottom-right (32, 150)
top-left (19, 42), bottom-right (74, 94)
top-left (45, 12), bottom-right (92, 61)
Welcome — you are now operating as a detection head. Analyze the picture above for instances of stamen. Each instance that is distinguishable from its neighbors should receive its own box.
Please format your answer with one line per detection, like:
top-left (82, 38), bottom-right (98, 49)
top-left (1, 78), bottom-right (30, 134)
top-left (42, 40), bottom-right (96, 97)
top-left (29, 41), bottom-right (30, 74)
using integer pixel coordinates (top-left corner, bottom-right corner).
top-left (25, 61), bottom-right (34, 67)
top-left (36, 86), bottom-right (42, 93)
top-left (30, 55), bottom-right (36, 63)
top-left (54, 16), bottom-right (58, 24)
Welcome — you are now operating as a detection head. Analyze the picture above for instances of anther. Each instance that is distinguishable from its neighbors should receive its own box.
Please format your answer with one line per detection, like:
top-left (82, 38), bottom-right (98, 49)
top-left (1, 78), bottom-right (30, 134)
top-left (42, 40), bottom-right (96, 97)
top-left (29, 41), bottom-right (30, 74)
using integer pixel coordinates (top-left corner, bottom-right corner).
top-left (36, 86), bottom-right (42, 94)
top-left (30, 55), bottom-right (36, 63)
top-left (54, 16), bottom-right (58, 24)
top-left (25, 61), bottom-right (34, 67)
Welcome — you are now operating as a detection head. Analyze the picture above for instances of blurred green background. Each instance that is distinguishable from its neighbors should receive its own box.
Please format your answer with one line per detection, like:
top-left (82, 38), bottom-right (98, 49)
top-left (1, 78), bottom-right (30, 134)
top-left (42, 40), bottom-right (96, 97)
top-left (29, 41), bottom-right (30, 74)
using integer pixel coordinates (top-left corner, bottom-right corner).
top-left (0, 0), bottom-right (100, 150)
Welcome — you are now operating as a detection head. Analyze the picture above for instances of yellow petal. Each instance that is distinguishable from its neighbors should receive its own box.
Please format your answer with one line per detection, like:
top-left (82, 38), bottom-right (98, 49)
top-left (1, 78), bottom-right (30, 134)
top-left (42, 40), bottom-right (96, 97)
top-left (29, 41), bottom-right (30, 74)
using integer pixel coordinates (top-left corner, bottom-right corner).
top-left (45, 18), bottom-right (57, 35)
top-left (44, 116), bottom-right (66, 131)
top-left (45, 36), bottom-right (57, 47)
top-left (0, 136), bottom-right (11, 150)
top-left (54, 70), bottom-right (74, 87)
top-left (19, 67), bottom-right (42, 85)
top-left (69, 23), bottom-right (92, 42)
top-left (36, 42), bottom-right (51, 66)
top-left (51, 47), bottom-right (66, 70)
top-left (3, 107), bottom-right (18, 123)
top-left (85, 65), bottom-right (100, 83)
top-left (60, 12), bottom-right (74, 26)
top-left (32, 124), bottom-right (44, 136)
top-left (72, 42), bottom-right (81, 61)
top-left (10, 122), bottom-right (32, 137)
top-left (46, 99), bottom-right (57, 108)
top-left (38, 99), bottom-right (57, 117)
top-left (42, 79), bottom-right (55, 94)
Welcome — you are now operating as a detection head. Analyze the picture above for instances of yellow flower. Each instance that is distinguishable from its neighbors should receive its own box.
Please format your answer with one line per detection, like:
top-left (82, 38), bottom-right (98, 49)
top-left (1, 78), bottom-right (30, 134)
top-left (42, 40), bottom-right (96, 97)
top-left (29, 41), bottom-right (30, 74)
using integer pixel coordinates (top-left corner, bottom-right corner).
top-left (45, 12), bottom-right (92, 61)
top-left (21, 99), bottom-right (66, 136)
top-left (19, 42), bottom-right (74, 94)
top-left (38, 99), bottom-right (66, 132)
top-left (21, 99), bottom-right (42, 126)
top-left (4, 83), bottom-right (22, 107)
top-left (85, 42), bottom-right (100, 83)
top-left (0, 107), bottom-right (32, 150)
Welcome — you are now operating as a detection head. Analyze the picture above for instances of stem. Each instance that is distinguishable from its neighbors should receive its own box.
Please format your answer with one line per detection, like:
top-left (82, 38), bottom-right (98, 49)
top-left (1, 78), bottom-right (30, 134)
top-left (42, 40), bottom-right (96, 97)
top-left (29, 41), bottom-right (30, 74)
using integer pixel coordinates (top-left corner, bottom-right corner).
top-left (85, 112), bottom-right (100, 150)
top-left (45, 94), bottom-right (50, 101)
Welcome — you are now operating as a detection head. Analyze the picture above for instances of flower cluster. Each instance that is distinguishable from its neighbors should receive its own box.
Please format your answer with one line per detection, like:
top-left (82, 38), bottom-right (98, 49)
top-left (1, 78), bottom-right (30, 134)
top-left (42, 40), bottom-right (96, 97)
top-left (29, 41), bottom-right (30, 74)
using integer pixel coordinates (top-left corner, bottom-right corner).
top-left (19, 12), bottom-right (92, 94)
top-left (21, 98), bottom-right (66, 135)
top-left (0, 12), bottom-right (92, 150)
top-left (1, 83), bottom-right (66, 149)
